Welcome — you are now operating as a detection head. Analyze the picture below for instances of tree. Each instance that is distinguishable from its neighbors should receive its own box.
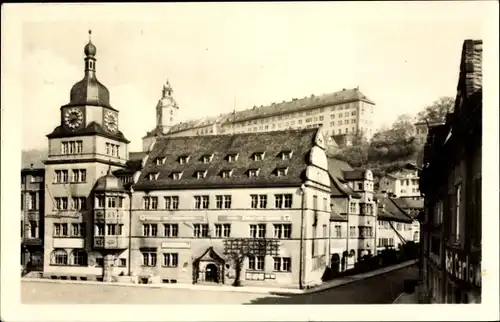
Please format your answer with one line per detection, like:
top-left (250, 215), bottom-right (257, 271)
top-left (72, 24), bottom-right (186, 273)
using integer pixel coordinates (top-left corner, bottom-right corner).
top-left (223, 238), bottom-right (279, 287)
top-left (417, 97), bottom-right (455, 124)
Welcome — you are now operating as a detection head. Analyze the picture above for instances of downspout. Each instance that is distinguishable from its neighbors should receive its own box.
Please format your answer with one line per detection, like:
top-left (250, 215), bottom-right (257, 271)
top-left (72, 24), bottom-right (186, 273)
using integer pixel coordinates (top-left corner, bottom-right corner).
top-left (345, 195), bottom-right (350, 266)
top-left (299, 184), bottom-right (306, 289)
top-left (127, 187), bottom-right (133, 276)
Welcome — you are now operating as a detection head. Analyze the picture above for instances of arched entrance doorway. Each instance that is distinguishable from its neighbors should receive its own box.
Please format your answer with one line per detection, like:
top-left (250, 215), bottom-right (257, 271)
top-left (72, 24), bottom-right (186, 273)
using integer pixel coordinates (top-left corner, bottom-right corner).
top-left (331, 253), bottom-right (340, 274)
top-left (205, 263), bottom-right (219, 283)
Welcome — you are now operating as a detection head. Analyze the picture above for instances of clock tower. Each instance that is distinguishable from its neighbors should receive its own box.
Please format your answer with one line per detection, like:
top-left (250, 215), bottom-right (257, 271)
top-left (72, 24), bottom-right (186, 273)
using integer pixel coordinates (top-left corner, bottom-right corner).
top-left (42, 31), bottom-right (130, 278)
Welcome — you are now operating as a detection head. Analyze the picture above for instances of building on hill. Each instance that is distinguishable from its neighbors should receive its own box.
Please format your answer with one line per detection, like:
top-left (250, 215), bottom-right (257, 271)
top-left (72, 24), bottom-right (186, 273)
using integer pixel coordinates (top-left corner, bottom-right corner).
top-left (414, 120), bottom-right (445, 145)
top-left (419, 39), bottom-right (482, 304)
top-left (379, 163), bottom-right (422, 198)
top-left (142, 87), bottom-right (376, 152)
top-left (327, 158), bottom-right (377, 272)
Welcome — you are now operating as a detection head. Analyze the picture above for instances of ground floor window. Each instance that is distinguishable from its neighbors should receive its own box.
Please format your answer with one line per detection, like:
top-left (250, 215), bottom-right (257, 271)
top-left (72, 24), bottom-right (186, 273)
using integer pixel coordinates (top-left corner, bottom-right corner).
top-left (51, 249), bottom-right (68, 265)
top-left (248, 256), bottom-right (265, 271)
top-left (162, 253), bottom-right (178, 267)
top-left (141, 248), bottom-right (157, 267)
top-left (70, 249), bottom-right (88, 266)
top-left (273, 257), bottom-right (291, 272)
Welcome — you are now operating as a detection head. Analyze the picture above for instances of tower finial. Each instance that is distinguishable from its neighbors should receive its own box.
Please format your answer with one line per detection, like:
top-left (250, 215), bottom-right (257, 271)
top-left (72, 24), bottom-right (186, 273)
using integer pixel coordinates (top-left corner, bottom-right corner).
top-left (89, 29), bottom-right (92, 41)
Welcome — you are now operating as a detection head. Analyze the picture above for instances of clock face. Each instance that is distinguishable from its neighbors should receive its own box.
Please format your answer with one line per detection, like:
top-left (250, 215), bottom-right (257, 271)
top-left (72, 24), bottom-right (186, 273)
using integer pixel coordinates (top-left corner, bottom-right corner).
top-left (64, 108), bottom-right (84, 130)
top-left (104, 111), bottom-right (118, 132)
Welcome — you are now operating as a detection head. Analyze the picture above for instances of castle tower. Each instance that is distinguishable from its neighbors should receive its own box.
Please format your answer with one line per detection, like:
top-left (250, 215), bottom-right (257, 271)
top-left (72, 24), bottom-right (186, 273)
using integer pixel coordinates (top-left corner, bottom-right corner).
top-left (155, 79), bottom-right (179, 134)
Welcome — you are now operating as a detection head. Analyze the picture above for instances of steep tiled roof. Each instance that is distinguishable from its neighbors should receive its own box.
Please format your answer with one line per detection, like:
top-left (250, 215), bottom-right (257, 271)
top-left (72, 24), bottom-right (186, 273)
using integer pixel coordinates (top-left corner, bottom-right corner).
top-left (326, 158), bottom-right (361, 198)
top-left (134, 129), bottom-right (319, 190)
top-left (113, 152), bottom-right (146, 175)
top-left (22, 149), bottom-right (48, 170)
top-left (392, 197), bottom-right (423, 210)
top-left (47, 121), bottom-right (130, 143)
top-left (460, 40), bottom-right (482, 99)
top-left (163, 88), bottom-right (374, 135)
top-left (377, 197), bottom-right (412, 223)
top-left (343, 170), bottom-right (366, 181)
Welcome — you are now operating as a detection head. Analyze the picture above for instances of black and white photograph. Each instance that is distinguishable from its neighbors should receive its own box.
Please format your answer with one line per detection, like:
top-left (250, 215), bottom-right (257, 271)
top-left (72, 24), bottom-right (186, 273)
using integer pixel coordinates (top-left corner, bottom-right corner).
top-left (1, 2), bottom-right (498, 321)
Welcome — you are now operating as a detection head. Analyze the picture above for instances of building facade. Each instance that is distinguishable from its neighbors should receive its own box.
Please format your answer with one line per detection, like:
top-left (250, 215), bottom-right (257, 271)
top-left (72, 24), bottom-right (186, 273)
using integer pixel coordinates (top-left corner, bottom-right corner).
top-left (21, 166), bottom-right (45, 273)
top-left (379, 164), bottom-right (422, 198)
top-left (414, 120), bottom-right (444, 144)
top-left (143, 87), bottom-right (376, 151)
top-left (419, 39), bottom-right (482, 304)
top-left (327, 158), bottom-right (377, 271)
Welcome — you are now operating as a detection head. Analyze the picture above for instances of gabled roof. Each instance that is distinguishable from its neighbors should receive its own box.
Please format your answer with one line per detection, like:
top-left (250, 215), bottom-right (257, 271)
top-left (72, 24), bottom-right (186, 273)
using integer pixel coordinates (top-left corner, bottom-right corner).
top-left (377, 196), bottom-right (412, 223)
top-left (22, 149), bottom-right (48, 170)
top-left (326, 158), bottom-right (361, 198)
top-left (113, 151), bottom-right (146, 175)
top-left (46, 121), bottom-right (130, 143)
top-left (392, 197), bottom-right (424, 210)
top-left (133, 128), bottom-right (319, 190)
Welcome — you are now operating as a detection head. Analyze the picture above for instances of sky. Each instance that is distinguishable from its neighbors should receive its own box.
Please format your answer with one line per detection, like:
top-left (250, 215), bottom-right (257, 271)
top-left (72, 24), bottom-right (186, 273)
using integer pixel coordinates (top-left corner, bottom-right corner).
top-left (6, 2), bottom-right (495, 152)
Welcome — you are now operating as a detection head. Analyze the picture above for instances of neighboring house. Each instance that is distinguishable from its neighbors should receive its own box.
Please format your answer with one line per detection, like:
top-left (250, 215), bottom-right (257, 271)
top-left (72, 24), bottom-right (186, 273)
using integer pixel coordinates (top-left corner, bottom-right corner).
top-left (414, 120), bottom-right (444, 144)
top-left (327, 158), bottom-right (376, 272)
top-left (392, 197), bottom-right (423, 243)
top-left (375, 195), bottom-right (414, 253)
top-left (419, 39), bottom-right (482, 304)
top-left (379, 164), bottom-right (422, 198)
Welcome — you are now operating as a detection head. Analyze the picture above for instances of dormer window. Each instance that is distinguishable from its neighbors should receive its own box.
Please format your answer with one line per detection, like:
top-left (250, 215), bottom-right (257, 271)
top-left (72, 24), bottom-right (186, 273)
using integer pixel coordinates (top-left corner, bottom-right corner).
top-left (276, 167), bottom-right (289, 177)
top-left (252, 152), bottom-right (265, 161)
top-left (248, 169), bottom-right (260, 177)
top-left (172, 172), bottom-right (183, 180)
top-left (195, 171), bottom-right (207, 179)
top-left (220, 170), bottom-right (233, 178)
top-left (155, 157), bottom-right (166, 165)
top-left (147, 172), bottom-right (159, 181)
top-left (227, 154), bottom-right (239, 163)
top-left (179, 156), bottom-right (190, 165)
top-left (201, 155), bottom-right (214, 164)
top-left (280, 151), bottom-right (293, 160)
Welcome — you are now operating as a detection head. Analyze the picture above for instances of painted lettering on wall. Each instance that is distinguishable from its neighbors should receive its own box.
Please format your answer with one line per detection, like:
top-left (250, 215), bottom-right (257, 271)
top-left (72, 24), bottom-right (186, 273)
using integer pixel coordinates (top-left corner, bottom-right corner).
top-left (445, 249), bottom-right (481, 288)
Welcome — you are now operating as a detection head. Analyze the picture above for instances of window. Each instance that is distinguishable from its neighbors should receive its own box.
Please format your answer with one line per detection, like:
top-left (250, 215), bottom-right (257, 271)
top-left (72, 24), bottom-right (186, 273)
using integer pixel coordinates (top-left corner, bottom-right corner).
top-left (273, 224), bottom-right (291, 239)
top-left (94, 224), bottom-right (105, 236)
top-left (155, 157), bottom-right (166, 165)
top-left (250, 195), bottom-right (267, 208)
top-left (165, 196), bottom-right (179, 210)
top-left (143, 224), bottom-right (158, 237)
top-left (275, 194), bottom-right (292, 208)
top-left (454, 184), bottom-right (461, 242)
top-left (172, 172), bottom-right (182, 180)
top-left (273, 257), bottom-right (291, 272)
top-left (281, 151), bottom-right (293, 160)
top-left (141, 248), bottom-right (157, 267)
top-left (248, 256), bottom-right (265, 271)
top-left (31, 175), bottom-right (43, 183)
top-left (215, 223), bottom-right (231, 237)
top-left (52, 249), bottom-right (68, 265)
top-left (194, 195), bottom-right (209, 209)
top-left (72, 197), bottom-right (86, 210)
top-left (55, 197), bottom-right (68, 210)
top-left (163, 253), bottom-right (178, 267)
top-left (28, 220), bottom-right (38, 238)
top-left (61, 140), bottom-right (83, 155)
top-left (349, 202), bottom-right (357, 213)
top-left (249, 224), bottom-right (266, 238)
top-left (54, 170), bottom-right (69, 183)
top-left (28, 192), bottom-right (37, 210)
top-left (349, 226), bottom-right (356, 237)
top-left (193, 224), bottom-right (209, 238)
top-left (178, 156), bottom-right (190, 164)
top-left (147, 172), bottom-right (159, 180)
top-left (195, 171), bottom-right (206, 179)
top-left (334, 225), bottom-right (342, 238)
top-left (105, 143), bottom-right (120, 158)
top-left (107, 224), bottom-right (122, 235)
top-left (71, 169), bottom-right (87, 183)
top-left (163, 224), bottom-right (179, 237)
top-left (323, 198), bottom-right (328, 211)
top-left (276, 168), bottom-right (288, 176)
top-left (143, 196), bottom-right (158, 210)
top-left (248, 169), bottom-right (259, 177)
top-left (396, 223), bottom-right (402, 231)
top-left (359, 226), bottom-right (373, 238)
top-left (96, 195), bottom-right (105, 208)
top-left (220, 170), bottom-right (232, 178)
top-left (252, 152), bottom-right (265, 161)
top-left (227, 154), bottom-right (238, 163)
top-left (71, 223), bottom-right (85, 237)
top-left (201, 155), bottom-right (213, 164)
top-left (53, 223), bottom-right (68, 237)
top-left (223, 195), bottom-right (232, 209)
top-left (71, 249), bottom-right (87, 266)
top-left (215, 195), bottom-right (231, 209)
top-left (118, 258), bottom-right (127, 267)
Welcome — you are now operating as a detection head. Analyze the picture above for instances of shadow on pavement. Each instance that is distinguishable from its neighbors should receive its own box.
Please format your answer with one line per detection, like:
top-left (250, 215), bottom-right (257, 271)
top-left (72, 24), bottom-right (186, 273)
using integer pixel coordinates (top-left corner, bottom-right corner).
top-left (244, 265), bottom-right (418, 305)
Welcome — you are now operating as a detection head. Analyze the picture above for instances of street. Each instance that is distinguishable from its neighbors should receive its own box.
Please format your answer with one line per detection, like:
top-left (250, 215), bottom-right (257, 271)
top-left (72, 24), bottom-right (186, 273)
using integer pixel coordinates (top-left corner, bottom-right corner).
top-left (21, 264), bottom-right (417, 304)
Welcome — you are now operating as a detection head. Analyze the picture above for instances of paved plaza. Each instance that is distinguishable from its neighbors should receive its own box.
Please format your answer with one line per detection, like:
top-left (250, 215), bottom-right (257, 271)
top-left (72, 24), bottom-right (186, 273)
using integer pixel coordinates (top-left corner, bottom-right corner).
top-left (21, 265), bottom-right (417, 304)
